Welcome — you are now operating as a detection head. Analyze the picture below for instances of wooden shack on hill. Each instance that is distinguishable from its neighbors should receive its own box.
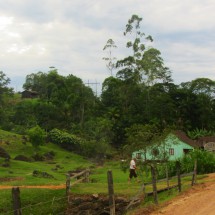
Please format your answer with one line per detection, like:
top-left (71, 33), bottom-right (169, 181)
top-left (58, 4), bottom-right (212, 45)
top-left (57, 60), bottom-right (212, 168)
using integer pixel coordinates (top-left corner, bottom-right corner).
top-left (21, 90), bottom-right (38, 99)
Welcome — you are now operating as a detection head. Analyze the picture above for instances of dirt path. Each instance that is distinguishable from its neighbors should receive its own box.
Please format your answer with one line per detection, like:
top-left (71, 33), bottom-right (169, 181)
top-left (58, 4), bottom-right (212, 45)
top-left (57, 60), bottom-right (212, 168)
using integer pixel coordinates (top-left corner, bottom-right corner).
top-left (135, 173), bottom-right (215, 215)
top-left (0, 184), bottom-right (65, 190)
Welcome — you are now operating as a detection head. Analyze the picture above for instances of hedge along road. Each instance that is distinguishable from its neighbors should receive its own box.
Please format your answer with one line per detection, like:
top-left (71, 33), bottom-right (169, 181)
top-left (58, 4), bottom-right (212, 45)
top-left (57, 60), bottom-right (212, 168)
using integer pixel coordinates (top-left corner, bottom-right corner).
top-left (134, 173), bottom-right (215, 215)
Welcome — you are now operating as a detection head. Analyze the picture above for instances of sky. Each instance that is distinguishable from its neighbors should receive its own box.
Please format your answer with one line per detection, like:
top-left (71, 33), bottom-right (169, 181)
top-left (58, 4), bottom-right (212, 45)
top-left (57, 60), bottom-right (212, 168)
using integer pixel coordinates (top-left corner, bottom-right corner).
top-left (0, 0), bottom-right (215, 94)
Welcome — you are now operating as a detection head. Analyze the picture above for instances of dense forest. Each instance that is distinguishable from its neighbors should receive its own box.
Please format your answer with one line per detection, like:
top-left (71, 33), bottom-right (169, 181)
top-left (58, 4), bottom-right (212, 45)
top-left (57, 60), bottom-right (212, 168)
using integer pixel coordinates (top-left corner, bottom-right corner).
top-left (1, 15), bottom-right (215, 158)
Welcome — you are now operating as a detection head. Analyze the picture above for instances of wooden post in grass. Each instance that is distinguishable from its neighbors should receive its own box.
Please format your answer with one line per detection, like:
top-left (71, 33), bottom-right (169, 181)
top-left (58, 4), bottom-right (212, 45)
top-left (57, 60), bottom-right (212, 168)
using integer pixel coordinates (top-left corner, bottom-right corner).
top-left (150, 164), bottom-right (158, 205)
top-left (176, 161), bottom-right (181, 192)
top-left (166, 163), bottom-right (170, 189)
top-left (107, 170), bottom-right (115, 215)
top-left (66, 173), bottom-right (71, 197)
top-left (12, 187), bottom-right (22, 215)
top-left (191, 159), bottom-right (197, 186)
top-left (84, 169), bottom-right (90, 183)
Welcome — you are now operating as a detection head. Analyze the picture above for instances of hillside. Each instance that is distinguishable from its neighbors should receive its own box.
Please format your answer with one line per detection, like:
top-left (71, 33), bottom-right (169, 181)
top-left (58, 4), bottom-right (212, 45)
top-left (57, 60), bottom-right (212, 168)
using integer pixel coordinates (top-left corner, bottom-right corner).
top-left (0, 129), bottom-right (92, 186)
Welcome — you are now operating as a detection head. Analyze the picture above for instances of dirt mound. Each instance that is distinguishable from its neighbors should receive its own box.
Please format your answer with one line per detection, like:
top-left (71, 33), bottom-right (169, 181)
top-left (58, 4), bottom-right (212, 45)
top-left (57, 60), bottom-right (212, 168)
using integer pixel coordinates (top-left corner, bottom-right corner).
top-left (0, 146), bottom-right (10, 159)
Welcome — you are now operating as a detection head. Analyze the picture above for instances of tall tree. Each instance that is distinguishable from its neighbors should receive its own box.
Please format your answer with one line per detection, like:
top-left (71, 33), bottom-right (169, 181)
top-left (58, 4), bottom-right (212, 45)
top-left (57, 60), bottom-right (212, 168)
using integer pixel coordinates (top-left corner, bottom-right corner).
top-left (116, 14), bottom-right (172, 85)
top-left (103, 39), bottom-right (117, 76)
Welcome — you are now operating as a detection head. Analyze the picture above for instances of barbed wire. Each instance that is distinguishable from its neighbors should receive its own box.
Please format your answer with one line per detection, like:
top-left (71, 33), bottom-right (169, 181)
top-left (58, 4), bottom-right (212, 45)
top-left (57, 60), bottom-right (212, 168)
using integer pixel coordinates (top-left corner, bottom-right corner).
top-left (3, 195), bottom-right (68, 215)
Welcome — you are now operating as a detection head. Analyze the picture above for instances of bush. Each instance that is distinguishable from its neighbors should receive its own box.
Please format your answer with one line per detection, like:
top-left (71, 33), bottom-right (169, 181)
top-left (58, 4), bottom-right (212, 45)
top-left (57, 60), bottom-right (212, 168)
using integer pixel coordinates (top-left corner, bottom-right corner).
top-left (181, 149), bottom-right (215, 174)
top-left (156, 149), bottom-right (215, 179)
top-left (28, 125), bottom-right (46, 150)
top-left (49, 128), bottom-right (113, 158)
top-left (49, 128), bottom-right (81, 152)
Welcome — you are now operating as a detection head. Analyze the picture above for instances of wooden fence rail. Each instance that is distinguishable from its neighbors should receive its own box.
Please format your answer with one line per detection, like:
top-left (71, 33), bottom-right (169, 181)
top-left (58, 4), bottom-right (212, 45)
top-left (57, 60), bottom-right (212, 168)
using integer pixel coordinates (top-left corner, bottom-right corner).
top-left (66, 169), bottom-right (90, 197)
top-left (145, 160), bottom-right (197, 203)
top-left (126, 160), bottom-right (197, 210)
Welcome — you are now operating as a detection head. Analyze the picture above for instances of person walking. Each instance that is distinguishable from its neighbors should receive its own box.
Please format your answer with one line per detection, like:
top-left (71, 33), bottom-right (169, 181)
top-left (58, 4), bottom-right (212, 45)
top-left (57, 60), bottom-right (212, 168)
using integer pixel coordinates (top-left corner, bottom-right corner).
top-left (128, 157), bottom-right (138, 183)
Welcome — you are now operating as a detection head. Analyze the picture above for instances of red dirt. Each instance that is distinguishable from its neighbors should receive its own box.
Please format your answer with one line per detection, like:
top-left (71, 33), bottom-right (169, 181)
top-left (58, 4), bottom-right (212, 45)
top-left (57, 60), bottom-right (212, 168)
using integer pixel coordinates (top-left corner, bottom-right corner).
top-left (0, 184), bottom-right (65, 190)
top-left (0, 176), bottom-right (65, 189)
top-left (134, 173), bottom-right (215, 215)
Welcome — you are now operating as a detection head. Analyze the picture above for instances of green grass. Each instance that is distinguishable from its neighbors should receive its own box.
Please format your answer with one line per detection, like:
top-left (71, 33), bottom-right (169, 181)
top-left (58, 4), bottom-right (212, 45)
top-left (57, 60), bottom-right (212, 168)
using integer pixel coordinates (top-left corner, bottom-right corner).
top-left (0, 129), bottom-right (213, 214)
top-left (0, 129), bottom-right (92, 186)
top-left (0, 189), bottom-right (66, 215)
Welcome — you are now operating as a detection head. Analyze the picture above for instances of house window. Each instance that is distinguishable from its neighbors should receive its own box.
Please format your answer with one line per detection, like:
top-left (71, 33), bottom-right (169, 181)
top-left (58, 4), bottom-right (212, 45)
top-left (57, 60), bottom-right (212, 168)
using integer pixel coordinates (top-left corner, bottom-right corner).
top-left (136, 153), bottom-right (141, 159)
top-left (169, 148), bottom-right (174, 155)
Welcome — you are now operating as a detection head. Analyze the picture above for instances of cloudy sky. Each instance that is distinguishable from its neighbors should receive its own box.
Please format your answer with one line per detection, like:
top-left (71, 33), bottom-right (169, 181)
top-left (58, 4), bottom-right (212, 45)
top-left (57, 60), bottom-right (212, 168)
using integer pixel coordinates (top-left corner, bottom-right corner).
top-left (0, 0), bottom-right (215, 94)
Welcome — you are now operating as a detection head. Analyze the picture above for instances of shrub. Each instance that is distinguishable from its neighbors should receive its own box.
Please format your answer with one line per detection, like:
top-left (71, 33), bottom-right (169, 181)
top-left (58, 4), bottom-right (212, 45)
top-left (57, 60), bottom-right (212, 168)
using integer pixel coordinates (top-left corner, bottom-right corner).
top-left (181, 149), bottom-right (215, 174)
top-left (49, 128), bottom-right (82, 152)
top-left (156, 149), bottom-right (215, 179)
top-left (28, 125), bottom-right (46, 150)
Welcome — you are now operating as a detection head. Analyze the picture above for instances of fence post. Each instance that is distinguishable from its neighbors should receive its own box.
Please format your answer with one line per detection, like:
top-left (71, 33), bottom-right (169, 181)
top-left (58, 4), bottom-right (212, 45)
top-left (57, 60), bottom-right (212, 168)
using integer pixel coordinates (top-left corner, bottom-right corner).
top-left (85, 169), bottom-right (90, 183)
top-left (66, 173), bottom-right (71, 197)
top-left (191, 159), bottom-right (197, 186)
top-left (107, 170), bottom-right (115, 215)
top-left (166, 163), bottom-right (170, 189)
top-left (12, 187), bottom-right (22, 215)
top-left (150, 164), bottom-right (158, 205)
top-left (176, 161), bottom-right (181, 192)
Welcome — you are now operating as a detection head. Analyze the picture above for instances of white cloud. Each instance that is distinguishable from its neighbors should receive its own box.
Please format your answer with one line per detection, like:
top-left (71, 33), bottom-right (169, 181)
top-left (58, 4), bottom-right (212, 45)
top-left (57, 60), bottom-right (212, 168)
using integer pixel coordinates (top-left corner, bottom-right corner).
top-left (0, 0), bottom-right (214, 93)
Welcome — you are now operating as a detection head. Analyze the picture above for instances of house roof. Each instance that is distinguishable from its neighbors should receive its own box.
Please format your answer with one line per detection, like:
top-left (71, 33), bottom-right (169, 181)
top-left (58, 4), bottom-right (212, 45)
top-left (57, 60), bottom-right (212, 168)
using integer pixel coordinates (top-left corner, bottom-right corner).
top-left (197, 136), bottom-right (215, 147)
top-left (173, 130), bottom-right (200, 148)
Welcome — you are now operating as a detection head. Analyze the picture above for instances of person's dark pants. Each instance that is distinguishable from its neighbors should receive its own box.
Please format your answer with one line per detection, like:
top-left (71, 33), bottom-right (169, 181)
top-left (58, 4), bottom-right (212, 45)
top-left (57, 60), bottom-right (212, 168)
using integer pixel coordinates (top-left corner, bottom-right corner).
top-left (129, 169), bottom-right (137, 179)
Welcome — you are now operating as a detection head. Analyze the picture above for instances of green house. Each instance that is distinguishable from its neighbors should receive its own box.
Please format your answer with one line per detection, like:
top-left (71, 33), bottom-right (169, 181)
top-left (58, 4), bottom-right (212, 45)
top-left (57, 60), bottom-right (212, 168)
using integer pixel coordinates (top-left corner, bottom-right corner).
top-left (133, 130), bottom-right (199, 161)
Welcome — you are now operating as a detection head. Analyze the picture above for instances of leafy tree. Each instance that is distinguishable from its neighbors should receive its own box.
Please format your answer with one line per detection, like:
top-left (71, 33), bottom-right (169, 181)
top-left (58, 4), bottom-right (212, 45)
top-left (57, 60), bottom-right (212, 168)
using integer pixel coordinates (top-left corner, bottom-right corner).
top-left (22, 69), bottom-right (97, 132)
top-left (116, 14), bottom-right (172, 85)
top-left (28, 125), bottom-right (46, 150)
top-left (124, 124), bottom-right (160, 155)
top-left (12, 99), bottom-right (38, 132)
top-left (176, 78), bottom-right (215, 130)
top-left (100, 15), bottom-right (174, 146)
top-left (0, 71), bottom-right (14, 105)
top-left (0, 71), bottom-right (14, 129)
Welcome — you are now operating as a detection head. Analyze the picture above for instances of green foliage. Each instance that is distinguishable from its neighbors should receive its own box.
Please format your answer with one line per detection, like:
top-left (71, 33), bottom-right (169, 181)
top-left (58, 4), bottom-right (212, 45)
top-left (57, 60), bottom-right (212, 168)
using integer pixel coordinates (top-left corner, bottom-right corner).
top-left (28, 125), bottom-right (46, 149)
top-left (116, 14), bottom-right (172, 85)
top-left (0, 188), bottom-right (66, 214)
top-left (49, 128), bottom-right (81, 150)
top-left (157, 149), bottom-right (215, 179)
top-left (49, 128), bottom-right (113, 158)
top-left (187, 128), bottom-right (215, 139)
top-left (180, 149), bottom-right (215, 174)
top-left (124, 123), bottom-right (159, 154)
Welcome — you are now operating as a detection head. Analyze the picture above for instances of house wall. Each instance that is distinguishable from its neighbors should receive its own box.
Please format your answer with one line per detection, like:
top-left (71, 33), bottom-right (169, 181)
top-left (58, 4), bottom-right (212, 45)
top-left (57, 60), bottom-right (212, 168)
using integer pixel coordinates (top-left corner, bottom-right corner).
top-left (133, 134), bottom-right (194, 161)
top-left (166, 139), bottom-right (194, 160)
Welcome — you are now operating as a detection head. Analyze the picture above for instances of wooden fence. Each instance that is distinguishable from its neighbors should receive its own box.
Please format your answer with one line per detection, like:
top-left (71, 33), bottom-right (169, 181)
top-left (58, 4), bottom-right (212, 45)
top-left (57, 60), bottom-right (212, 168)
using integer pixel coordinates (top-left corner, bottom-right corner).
top-left (126, 160), bottom-right (197, 210)
top-left (10, 162), bottom-right (197, 215)
top-left (11, 169), bottom-right (90, 215)
top-left (66, 169), bottom-right (90, 197)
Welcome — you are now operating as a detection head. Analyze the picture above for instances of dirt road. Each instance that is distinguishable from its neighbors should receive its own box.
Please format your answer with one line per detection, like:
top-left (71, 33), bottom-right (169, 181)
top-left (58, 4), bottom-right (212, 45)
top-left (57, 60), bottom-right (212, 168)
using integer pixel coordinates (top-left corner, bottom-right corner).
top-left (135, 173), bottom-right (215, 215)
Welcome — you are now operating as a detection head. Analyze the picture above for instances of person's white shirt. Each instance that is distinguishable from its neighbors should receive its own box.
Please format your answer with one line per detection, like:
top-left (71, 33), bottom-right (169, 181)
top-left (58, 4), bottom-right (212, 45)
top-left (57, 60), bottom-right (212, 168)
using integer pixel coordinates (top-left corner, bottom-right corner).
top-left (130, 159), bottom-right (136, 169)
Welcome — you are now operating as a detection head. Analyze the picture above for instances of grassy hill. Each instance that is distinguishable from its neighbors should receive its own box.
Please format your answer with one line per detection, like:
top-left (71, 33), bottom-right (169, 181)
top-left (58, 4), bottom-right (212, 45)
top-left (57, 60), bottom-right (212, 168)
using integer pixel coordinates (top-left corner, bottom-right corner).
top-left (0, 129), bottom-right (138, 194)
top-left (0, 129), bottom-right (138, 214)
